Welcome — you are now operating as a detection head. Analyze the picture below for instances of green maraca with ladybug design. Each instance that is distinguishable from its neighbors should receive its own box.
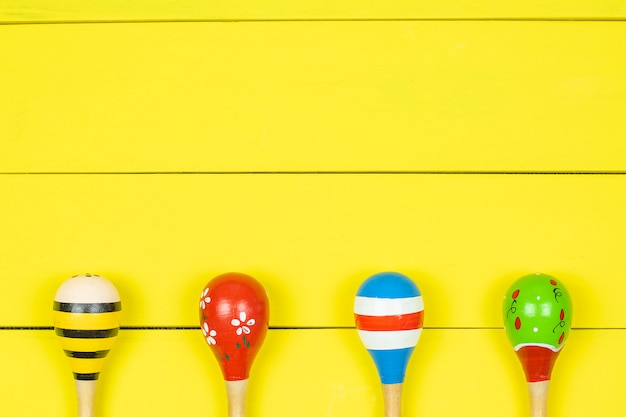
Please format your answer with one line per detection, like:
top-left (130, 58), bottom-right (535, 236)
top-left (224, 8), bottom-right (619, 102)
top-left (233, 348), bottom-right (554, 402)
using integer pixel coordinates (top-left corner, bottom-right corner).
top-left (503, 273), bottom-right (573, 417)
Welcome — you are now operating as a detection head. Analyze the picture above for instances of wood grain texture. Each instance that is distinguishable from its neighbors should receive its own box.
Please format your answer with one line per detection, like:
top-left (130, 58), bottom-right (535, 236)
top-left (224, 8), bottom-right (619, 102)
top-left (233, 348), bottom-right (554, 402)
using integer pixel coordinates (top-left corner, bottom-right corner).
top-left (2, 328), bottom-right (624, 417)
top-left (0, 174), bottom-right (624, 328)
top-left (1, 22), bottom-right (626, 173)
top-left (1, 0), bottom-right (626, 23)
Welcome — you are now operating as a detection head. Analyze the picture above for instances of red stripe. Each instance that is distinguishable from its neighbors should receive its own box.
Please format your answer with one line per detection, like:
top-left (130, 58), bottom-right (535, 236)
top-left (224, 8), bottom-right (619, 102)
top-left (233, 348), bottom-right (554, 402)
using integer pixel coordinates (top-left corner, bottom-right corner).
top-left (355, 311), bottom-right (424, 331)
top-left (515, 345), bottom-right (561, 382)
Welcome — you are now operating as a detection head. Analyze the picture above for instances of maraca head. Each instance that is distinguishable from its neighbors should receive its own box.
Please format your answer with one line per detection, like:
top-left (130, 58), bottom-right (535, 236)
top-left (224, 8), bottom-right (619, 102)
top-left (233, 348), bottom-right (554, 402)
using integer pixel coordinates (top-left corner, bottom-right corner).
top-left (53, 274), bottom-right (122, 381)
top-left (354, 272), bottom-right (424, 384)
top-left (199, 272), bottom-right (269, 381)
top-left (503, 273), bottom-right (572, 382)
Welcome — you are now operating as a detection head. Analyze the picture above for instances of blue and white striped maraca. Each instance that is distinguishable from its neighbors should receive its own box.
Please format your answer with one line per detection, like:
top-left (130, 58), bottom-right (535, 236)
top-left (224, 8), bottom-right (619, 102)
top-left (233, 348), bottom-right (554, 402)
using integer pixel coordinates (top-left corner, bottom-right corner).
top-left (354, 272), bottom-right (424, 417)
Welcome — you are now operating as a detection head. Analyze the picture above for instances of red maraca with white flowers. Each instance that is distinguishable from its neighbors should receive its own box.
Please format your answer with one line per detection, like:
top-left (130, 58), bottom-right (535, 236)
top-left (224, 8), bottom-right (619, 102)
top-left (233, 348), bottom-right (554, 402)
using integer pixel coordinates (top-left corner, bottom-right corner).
top-left (199, 273), bottom-right (269, 417)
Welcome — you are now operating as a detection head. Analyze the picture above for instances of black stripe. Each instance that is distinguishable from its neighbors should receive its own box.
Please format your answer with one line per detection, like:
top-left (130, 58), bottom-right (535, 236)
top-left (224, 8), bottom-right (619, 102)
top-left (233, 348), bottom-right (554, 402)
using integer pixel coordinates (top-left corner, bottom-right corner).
top-left (55, 328), bottom-right (119, 338)
top-left (73, 372), bottom-right (100, 381)
top-left (53, 302), bottom-right (121, 313)
top-left (64, 350), bottom-right (110, 359)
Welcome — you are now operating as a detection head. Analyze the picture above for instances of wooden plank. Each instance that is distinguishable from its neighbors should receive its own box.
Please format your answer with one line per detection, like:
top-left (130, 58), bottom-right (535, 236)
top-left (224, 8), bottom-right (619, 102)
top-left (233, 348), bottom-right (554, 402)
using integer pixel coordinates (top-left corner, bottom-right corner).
top-left (1, 22), bottom-right (626, 173)
top-left (2, 328), bottom-right (624, 417)
top-left (1, 0), bottom-right (626, 23)
top-left (0, 174), bottom-right (624, 328)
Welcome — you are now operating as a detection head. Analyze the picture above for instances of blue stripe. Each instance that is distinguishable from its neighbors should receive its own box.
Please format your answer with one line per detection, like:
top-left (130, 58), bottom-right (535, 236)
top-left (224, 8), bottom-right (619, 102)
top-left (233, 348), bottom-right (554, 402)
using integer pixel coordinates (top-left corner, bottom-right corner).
top-left (367, 347), bottom-right (415, 384)
top-left (356, 272), bottom-right (420, 298)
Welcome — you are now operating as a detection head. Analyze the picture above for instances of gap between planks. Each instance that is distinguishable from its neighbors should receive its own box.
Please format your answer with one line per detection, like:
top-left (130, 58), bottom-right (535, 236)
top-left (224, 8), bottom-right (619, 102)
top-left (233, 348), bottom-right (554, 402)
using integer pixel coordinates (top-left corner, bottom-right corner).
top-left (2, 18), bottom-right (626, 26)
top-left (1, 326), bottom-right (624, 331)
top-left (3, 171), bottom-right (626, 176)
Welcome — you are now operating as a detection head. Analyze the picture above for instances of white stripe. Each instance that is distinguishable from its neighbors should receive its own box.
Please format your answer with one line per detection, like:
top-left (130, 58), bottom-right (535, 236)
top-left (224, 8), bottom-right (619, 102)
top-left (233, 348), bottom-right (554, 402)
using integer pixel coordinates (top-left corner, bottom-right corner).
top-left (357, 329), bottom-right (422, 350)
top-left (354, 296), bottom-right (423, 316)
top-left (513, 343), bottom-right (562, 352)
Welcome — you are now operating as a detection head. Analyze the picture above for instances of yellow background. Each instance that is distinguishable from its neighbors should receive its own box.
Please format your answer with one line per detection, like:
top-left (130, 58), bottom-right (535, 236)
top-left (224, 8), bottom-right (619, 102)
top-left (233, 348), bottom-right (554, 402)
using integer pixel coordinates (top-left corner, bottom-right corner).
top-left (1, 2), bottom-right (626, 416)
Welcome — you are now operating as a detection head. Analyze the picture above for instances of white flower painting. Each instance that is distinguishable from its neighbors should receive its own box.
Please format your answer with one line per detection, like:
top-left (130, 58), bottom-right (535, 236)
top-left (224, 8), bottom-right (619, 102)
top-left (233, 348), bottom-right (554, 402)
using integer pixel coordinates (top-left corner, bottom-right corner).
top-left (200, 288), bottom-right (211, 309)
top-left (202, 321), bottom-right (217, 345)
top-left (231, 311), bottom-right (256, 336)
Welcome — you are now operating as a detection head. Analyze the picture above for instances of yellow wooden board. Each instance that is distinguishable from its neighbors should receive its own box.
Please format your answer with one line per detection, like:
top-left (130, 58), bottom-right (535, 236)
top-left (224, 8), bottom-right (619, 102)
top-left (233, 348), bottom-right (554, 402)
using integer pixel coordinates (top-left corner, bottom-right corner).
top-left (1, 22), bottom-right (626, 173)
top-left (1, 174), bottom-right (624, 328)
top-left (2, 328), bottom-right (624, 417)
top-left (1, 0), bottom-right (626, 22)
top-left (3, 4), bottom-right (624, 416)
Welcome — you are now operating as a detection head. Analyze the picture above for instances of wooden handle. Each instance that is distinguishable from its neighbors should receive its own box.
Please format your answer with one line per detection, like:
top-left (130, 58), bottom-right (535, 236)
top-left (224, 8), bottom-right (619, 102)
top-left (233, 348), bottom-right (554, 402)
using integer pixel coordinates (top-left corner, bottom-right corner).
top-left (382, 383), bottom-right (403, 417)
top-left (528, 380), bottom-right (549, 417)
top-left (225, 379), bottom-right (248, 417)
top-left (75, 380), bottom-right (97, 417)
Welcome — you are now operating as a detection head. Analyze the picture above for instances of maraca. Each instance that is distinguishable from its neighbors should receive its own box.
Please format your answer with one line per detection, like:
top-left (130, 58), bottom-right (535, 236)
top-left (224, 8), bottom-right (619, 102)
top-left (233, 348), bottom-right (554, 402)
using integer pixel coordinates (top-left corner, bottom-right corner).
top-left (354, 272), bottom-right (424, 417)
top-left (198, 272), bottom-right (269, 417)
top-left (503, 273), bottom-right (573, 417)
top-left (53, 274), bottom-right (122, 417)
